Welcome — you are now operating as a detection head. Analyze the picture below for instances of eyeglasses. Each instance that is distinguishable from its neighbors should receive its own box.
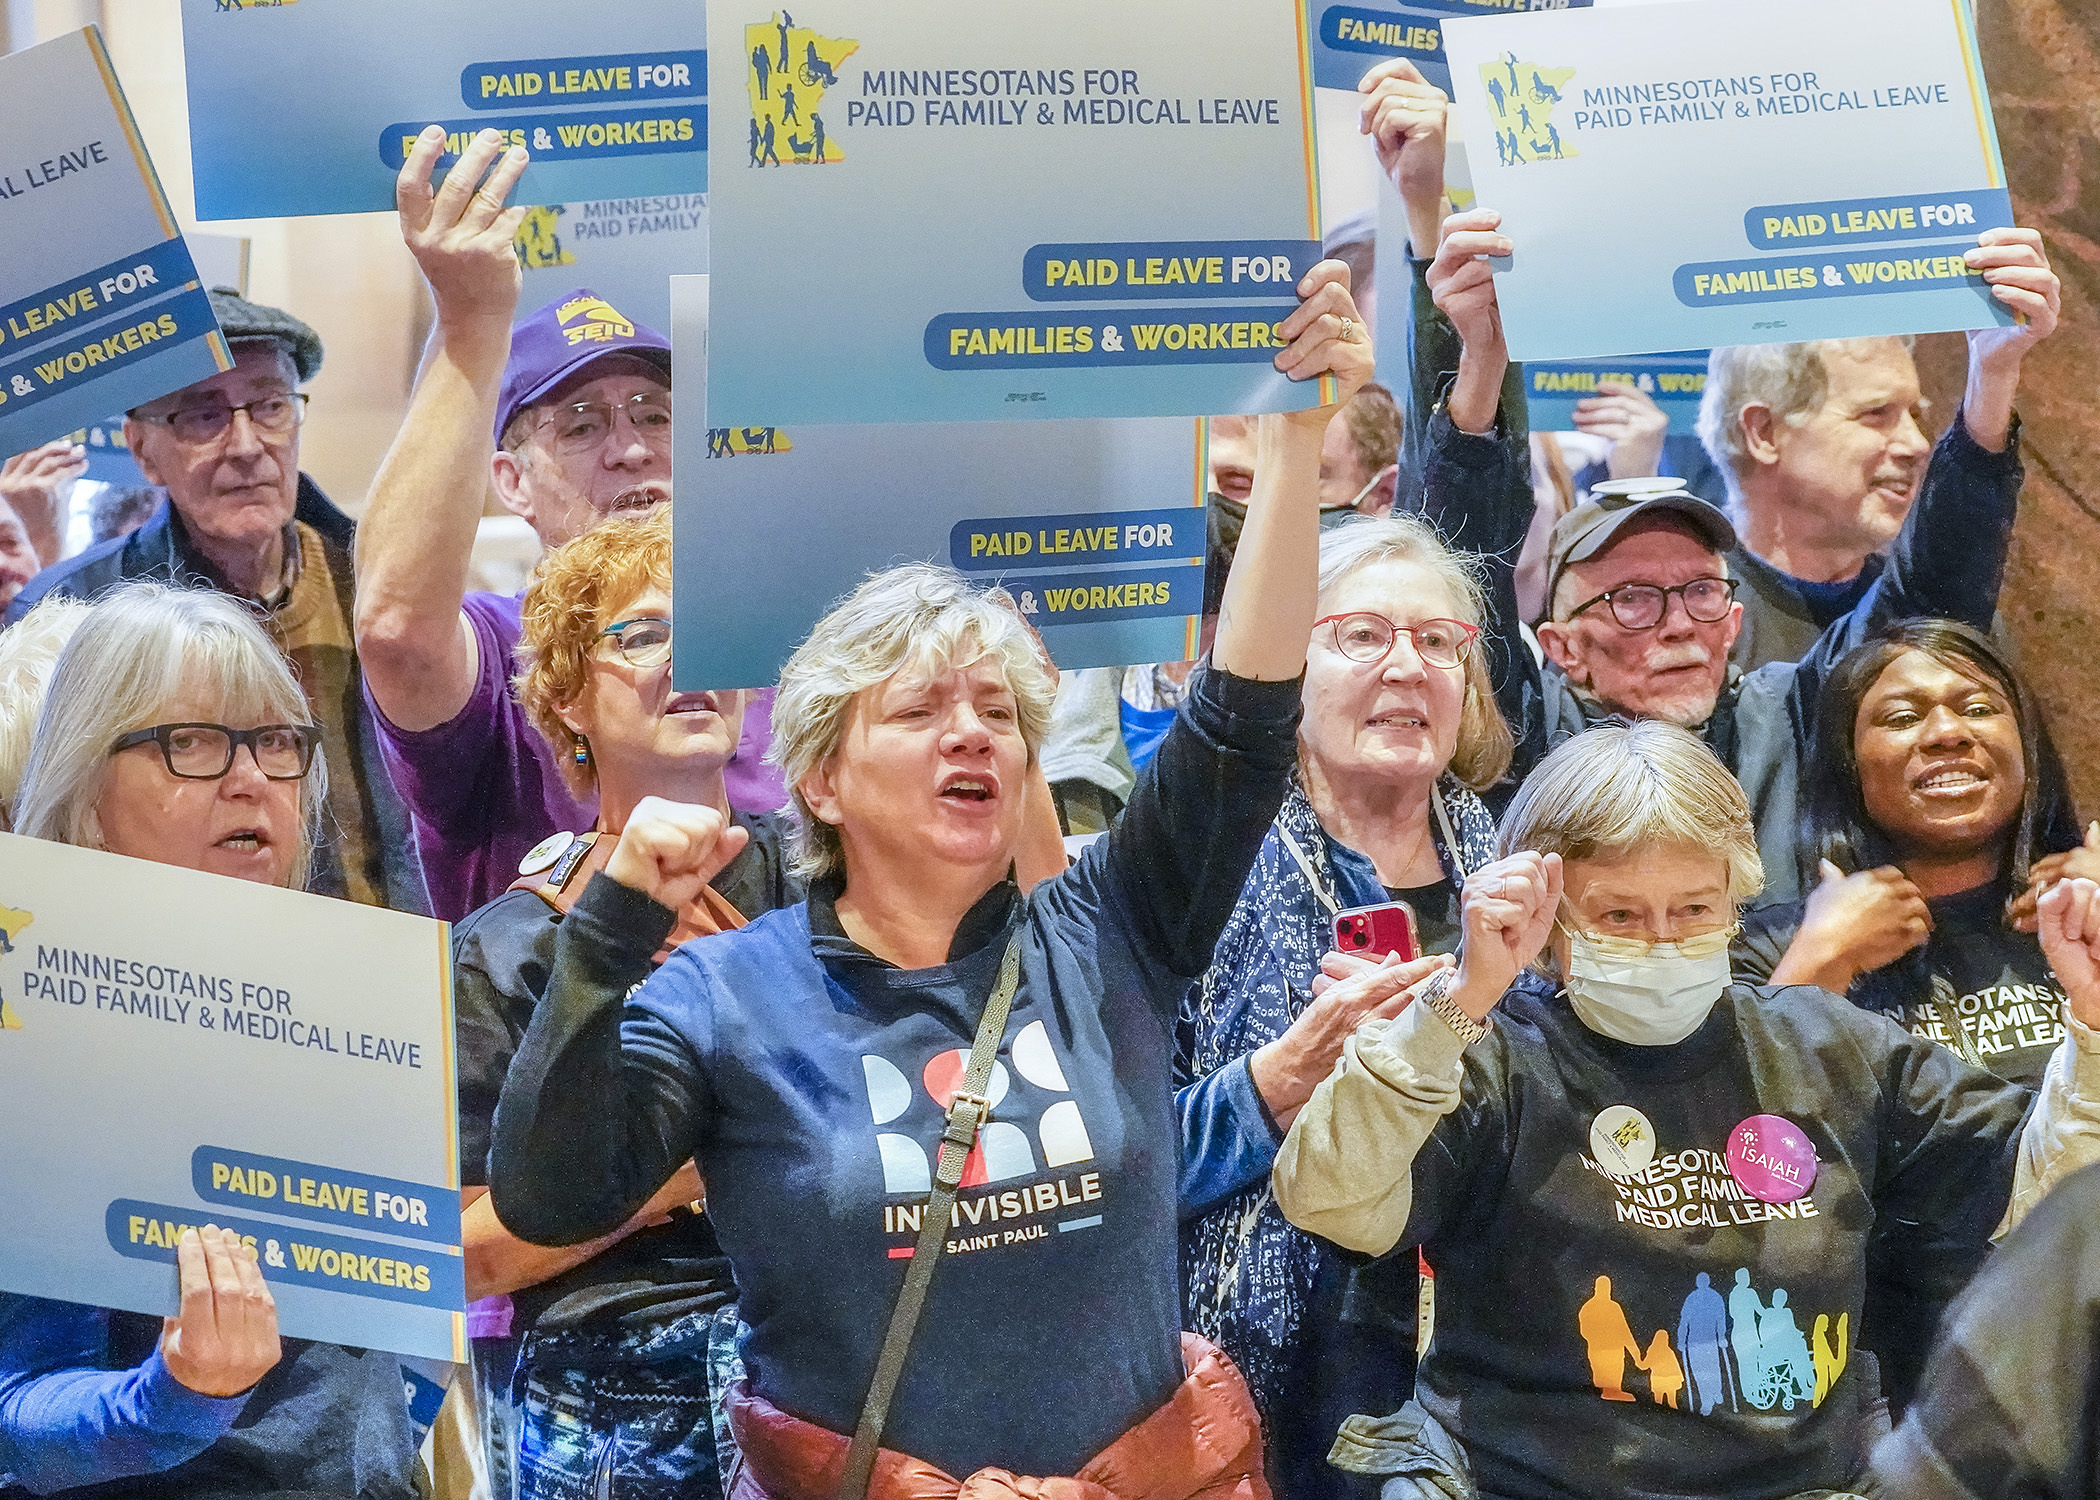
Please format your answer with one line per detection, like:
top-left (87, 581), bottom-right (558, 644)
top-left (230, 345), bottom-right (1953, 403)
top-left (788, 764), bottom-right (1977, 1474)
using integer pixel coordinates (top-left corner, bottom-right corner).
top-left (110, 722), bottom-right (319, 781)
top-left (134, 393), bottom-right (309, 445)
top-left (598, 616), bottom-right (673, 669)
top-left (533, 393), bottom-right (673, 455)
top-left (1562, 920), bottom-right (1741, 962)
top-left (1313, 612), bottom-right (1479, 670)
top-left (1566, 577), bottom-right (1737, 631)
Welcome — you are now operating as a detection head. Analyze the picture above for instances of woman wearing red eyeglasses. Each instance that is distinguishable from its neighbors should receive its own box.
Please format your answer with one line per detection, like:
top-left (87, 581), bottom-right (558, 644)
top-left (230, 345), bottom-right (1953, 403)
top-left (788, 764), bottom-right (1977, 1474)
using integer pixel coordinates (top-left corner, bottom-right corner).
top-left (1178, 513), bottom-right (1512, 1500)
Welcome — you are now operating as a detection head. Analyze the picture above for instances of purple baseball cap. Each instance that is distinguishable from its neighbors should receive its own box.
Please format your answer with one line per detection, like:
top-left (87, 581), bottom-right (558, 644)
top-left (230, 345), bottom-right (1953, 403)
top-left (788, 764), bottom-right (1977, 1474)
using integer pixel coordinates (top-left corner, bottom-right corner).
top-left (494, 289), bottom-right (672, 443)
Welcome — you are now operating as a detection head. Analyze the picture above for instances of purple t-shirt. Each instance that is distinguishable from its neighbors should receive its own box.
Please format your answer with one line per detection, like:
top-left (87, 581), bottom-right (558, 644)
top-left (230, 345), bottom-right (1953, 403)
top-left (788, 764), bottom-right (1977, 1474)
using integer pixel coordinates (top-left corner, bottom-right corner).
top-left (367, 591), bottom-right (596, 924)
top-left (724, 687), bottom-right (788, 813)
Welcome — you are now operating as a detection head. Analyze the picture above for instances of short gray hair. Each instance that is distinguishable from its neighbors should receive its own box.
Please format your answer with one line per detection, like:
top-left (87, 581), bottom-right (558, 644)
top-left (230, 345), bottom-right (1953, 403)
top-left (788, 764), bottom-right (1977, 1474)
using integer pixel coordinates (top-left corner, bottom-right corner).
top-left (0, 596), bottom-right (91, 820)
top-left (12, 582), bottom-right (326, 888)
top-left (1696, 336), bottom-right (1915, 506)
top-left (1316, 514), bottom-right (1512, 790)
top-left (769, 564), bottom-right (1056, 881)
top-left (1497, 719), bottom-right (1763, 902)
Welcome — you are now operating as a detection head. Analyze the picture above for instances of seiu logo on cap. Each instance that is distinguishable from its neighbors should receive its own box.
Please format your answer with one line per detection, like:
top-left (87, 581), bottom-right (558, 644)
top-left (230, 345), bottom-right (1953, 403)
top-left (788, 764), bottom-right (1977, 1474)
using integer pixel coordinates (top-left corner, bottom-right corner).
top-left (555, 295), bottom-right (636, 347)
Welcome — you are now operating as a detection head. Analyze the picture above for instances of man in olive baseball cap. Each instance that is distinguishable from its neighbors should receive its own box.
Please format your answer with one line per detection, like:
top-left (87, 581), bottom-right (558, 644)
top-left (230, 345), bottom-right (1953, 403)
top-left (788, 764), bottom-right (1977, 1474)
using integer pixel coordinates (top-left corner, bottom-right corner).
top-left (1534, 478), bottom-right (1744, 729)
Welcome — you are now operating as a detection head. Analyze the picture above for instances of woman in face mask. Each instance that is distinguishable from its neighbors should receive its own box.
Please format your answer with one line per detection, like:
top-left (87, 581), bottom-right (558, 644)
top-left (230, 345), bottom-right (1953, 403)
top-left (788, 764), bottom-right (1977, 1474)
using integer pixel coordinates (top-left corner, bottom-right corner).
top-left (1270, 719), bottom-right (2100, 1500)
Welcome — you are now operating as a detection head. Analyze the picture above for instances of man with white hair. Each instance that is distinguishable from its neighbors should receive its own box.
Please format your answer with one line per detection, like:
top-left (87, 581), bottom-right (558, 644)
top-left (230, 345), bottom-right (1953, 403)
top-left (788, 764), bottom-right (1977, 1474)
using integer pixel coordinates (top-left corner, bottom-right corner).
top-left (3, 288), bottom-right (422, 912)
top-left (1697, 337), bottom-right (1937, 670)
top-left (354, 128), bottom-right (676, 922)
top-left (1408, 205), bottom-right (2060, 900)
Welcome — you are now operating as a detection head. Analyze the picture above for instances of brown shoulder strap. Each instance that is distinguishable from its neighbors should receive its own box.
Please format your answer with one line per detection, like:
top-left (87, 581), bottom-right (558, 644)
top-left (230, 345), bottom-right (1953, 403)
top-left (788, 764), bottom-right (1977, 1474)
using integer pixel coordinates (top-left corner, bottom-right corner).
top-left (508, 830), bottom-right (748, 961)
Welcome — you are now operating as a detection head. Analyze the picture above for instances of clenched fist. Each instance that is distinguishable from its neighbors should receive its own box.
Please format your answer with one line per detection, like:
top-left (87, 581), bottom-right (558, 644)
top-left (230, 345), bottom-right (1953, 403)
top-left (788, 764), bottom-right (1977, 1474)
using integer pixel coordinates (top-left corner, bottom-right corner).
top-left (603, 798), bottom-right (751, 914)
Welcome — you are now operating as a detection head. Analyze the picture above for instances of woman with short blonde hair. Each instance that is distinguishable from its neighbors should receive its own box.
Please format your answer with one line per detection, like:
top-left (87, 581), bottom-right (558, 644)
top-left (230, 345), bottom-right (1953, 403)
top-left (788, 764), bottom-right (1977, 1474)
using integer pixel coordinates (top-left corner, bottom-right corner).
top-left (771, 563), bottom-right (1056, 880)
top-left (491, 263), bottom-right (1374, 1497)
top-left (1274, 720), bottom-right (2100, 1500)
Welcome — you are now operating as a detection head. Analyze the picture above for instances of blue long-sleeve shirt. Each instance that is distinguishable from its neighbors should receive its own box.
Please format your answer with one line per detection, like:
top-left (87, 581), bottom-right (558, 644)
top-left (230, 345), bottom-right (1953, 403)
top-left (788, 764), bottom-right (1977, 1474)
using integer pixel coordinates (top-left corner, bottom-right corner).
top-left (0, 1297), bottom-right (246, 1496)
top-left (489, 665), bottom-right (1302, 1477)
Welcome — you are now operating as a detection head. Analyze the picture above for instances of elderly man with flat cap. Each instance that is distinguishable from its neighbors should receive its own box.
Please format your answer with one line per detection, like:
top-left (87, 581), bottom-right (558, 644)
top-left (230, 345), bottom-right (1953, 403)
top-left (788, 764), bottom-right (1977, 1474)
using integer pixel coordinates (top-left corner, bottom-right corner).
top-left (1397, 196), bottom-right (2059, 901)
top-left (4, 288), bottom-right (423, 913)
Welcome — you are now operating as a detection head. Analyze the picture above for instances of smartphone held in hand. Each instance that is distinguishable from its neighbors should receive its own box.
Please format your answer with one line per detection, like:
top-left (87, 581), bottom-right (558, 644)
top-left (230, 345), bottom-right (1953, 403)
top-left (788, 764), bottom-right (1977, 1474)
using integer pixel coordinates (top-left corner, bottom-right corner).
top-left (1334, 900), bottom-right (1420, 963)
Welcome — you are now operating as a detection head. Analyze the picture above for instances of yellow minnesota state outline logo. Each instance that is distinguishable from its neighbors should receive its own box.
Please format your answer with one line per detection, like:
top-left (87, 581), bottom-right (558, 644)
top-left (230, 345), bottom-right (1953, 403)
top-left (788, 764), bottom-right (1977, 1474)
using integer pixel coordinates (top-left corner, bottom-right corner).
top-left (515, 206), bottom-right (578, 271)
top-left (0, 904), bottom-right (33, 1030)
top-left (745, 10), bottom-right (859, 166)
top-left (1480, 52), bottom-right (1578, 165)
top-left (556, 294), bottom-right (635, 347)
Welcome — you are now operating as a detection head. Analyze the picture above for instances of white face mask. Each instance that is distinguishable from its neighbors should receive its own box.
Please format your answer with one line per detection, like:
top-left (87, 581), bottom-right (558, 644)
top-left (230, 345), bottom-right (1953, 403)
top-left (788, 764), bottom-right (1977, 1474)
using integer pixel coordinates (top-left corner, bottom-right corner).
top-left (1563, 929), bottom-right (1734, 1046)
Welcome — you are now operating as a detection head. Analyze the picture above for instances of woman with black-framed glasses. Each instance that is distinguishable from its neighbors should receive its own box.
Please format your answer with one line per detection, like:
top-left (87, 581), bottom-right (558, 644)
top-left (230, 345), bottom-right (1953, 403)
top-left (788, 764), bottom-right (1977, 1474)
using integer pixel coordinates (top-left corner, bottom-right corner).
top-left (4, 580), bottom-right (423, 1500)
top-left (14, 583), bottom-right (327, 889)
top-left (1177, 512), bottom-right (1512, 1500)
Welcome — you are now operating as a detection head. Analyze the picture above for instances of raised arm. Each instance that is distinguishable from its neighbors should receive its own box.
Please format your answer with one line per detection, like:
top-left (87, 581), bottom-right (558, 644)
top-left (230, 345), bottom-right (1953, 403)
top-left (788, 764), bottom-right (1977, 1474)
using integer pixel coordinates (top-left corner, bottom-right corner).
top-left (1210, 259), bottom-right (1373, 680)
top-left (1275, 853), bottom-right (1559, 1253)
top-left (1077, 265), bottom-right (1370, 979)
top-left (353, 128), bottom-right (529, 733)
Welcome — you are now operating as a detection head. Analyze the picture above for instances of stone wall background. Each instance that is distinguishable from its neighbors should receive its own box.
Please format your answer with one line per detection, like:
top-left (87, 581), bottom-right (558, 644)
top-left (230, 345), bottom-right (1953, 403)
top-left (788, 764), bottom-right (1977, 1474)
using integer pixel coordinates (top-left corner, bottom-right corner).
top-left (1914, 0), bottom-right (2100, 812)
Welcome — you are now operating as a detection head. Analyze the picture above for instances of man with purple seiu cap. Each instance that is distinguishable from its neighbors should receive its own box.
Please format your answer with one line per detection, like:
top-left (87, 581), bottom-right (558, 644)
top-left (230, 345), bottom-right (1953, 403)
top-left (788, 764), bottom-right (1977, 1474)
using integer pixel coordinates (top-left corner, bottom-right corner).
top-left (354, 127), bottom-right (783, 928)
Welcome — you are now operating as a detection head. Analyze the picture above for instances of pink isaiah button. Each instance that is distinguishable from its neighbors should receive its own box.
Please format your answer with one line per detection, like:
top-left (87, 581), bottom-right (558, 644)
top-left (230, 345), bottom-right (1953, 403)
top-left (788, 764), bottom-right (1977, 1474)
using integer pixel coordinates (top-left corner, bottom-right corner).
top-left (1725, 1114), bottom-right (1818, 1204)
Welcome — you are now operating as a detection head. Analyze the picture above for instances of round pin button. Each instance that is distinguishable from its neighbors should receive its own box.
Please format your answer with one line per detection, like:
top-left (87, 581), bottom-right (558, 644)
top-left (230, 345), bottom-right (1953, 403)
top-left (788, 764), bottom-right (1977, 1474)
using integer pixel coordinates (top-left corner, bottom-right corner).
top-left (1589, 1104), bottom-right (1657, 1179)
top-left (516, 831), bottom-right (576, 876)
top-left (1726, 1114), bottom-right (1818, 1204)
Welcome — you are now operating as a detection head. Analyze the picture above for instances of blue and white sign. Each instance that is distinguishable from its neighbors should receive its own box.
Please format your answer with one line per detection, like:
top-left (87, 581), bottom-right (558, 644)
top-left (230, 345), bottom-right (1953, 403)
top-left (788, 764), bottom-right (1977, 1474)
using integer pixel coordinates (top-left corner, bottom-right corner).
top-left (672, 278), bottom-right (1207, 689)
top-left (183, 0), bottom-right (707, 220)
top-left (1524, 350), bottom-right (1710, 434)
top-left (1441, 0), bottom-right (2015, 359)
top-left (0, 29), bottom-right (229, 456)
top-left (0, 834), bottom-right (464, 1363)
top-left (1309, 0), bottom-right (1594, 99)
top-left (516, 195), bottom-right (707, 336)
top-left (704, 0), bottom-right (1333, 426)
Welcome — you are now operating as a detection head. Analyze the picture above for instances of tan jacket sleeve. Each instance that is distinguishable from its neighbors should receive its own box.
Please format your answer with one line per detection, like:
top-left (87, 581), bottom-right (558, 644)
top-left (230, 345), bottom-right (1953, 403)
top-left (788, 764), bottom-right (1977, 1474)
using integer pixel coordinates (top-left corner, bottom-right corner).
top-left (1999, 1004), bottom-right (2100, 1238)
top-left (1271, 999), bottom-right (1472, 1257)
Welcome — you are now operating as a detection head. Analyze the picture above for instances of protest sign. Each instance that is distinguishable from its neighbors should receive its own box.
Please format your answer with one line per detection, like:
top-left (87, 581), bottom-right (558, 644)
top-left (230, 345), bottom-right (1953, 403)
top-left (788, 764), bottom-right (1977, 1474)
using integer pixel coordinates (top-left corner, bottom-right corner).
top-left (704, 0), bottom-right (1333, 426)
top-left (183, 0), bottom-right (708, 219)
top-left (672, 277), bottom-right (1207, 688)
top-left (0, 29), bottom-right (229, 456)
top-left (1523, 350), bottom-right (1709, 434)
top-left (515, 195), bottom-right (707, 334)
top-left (1305, 0), bottom-right (1595, 229)
top-left (1441, 0), bottom-right (2015, 359)
top-left (0, 835), bottom-right (463, 1362)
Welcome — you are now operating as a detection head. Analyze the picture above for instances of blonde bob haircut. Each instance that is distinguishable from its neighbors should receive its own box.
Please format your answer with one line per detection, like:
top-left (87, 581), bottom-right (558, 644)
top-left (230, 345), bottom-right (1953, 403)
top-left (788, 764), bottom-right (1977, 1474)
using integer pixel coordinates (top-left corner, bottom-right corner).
top-left (771, 563), bottom-right (1056, 881)
top-left (12, 582), bottom-right (326, 889)
top-left (1316, 513), bottom-right (1514, 791)
top-left (514, 506), bottom-right (672, 797)
top-left (1497, 718), bottom-right (1764, 903)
